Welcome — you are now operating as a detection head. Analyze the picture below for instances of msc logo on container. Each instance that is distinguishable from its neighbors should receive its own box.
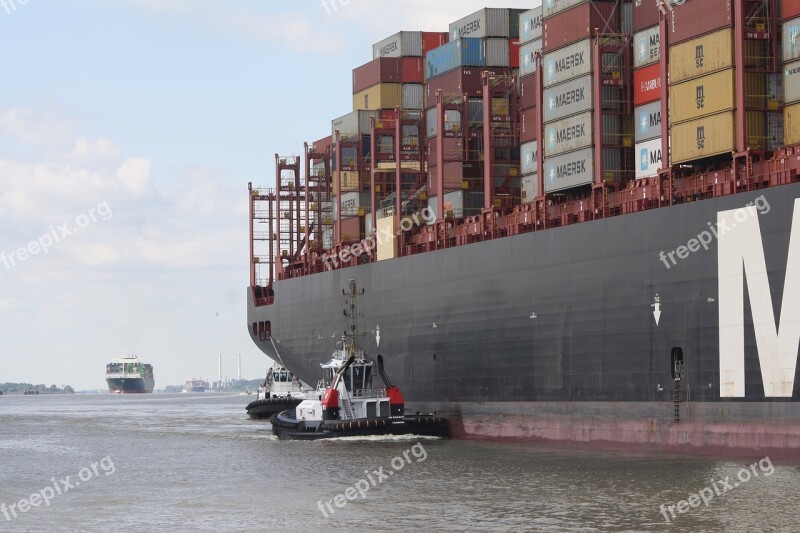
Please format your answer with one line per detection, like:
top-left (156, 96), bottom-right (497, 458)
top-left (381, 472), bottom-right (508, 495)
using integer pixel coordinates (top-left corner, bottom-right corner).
top-left (697, 125), bottom-right (706, 149)
top-left (696, 85), bottom-right (705, 109)
top-left (695, 44), bottom-right (705, 68)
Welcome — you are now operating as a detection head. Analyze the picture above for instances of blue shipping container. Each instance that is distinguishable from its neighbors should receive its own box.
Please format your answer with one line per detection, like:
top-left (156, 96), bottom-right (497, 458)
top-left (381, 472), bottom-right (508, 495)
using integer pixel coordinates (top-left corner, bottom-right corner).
top-left (425, 38), bottom-right (485, 80)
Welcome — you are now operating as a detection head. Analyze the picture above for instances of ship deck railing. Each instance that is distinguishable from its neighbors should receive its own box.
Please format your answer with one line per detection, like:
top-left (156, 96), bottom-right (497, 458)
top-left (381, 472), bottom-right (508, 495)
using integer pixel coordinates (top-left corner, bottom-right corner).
top-left (350, 388), bottom-right (387, 400)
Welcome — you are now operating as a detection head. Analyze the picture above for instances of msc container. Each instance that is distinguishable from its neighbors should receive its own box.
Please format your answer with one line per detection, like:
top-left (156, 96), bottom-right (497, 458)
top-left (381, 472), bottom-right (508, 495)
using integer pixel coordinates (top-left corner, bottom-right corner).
top-left (671, 111), bottom-right (735, 164)
top-left (485, 38), bottom-right (511, 67)
top-left (519, 7), bottom-right (543, 44)
top-left (787, 103), bottom-right (800, 145)
top-left (519, 39), bottom-right (543, 78)
top-left (634, 63), bottom-right (663, 106)
top-left (425, 38), bottom-right (485, 79)
top-left (426, 190), bottom-right (484, 220)
top-left (372, 31), bottom-right (423, 59)
top-left (670, 68), bottom-right (735, 124)
top-left (544, 147), bottom-right (594, 192)
top-left (543, 38), bottom-right (592, 87)
top-left (634, 26), bottom-right (661, 68)
top-left (425, 67), bottom-right (514, 100)
top-left (784, 19), bottom-right (800, 62)
top-left (543, 74), bottom-right (593, 123)
top-left (543, 1), bottom-right (620, 52)
top-left (636, 137), bottom-right (663, 179)
top-left (353, 57), bottom-right (402, 93)
top-left (520, 107), bottom-right (538, 143)
top-left (402, 84), bottom-right (424, 110)
top-left (669, 28), bottom-right (733, 84)
top-left (786, 60), bottom-right (800, 104)
top-left (545, 111), bottom-right (593, 157)
top-left (423, 32), bottom-right (450, 55)
top-left (449, 8), bottom-right (521, 40)
top-left (353, 83), bottom-right (403, 111)
top-left (635, 101), bottom-right (663, 143)
top-left (521, 173), bottom-right (538, 203)
top-left (332, 110), bottom-right (379, 136)
top-left (521, 140), bottom-right (539, 175)
top-left (668, 0), bottom-right (733, 45)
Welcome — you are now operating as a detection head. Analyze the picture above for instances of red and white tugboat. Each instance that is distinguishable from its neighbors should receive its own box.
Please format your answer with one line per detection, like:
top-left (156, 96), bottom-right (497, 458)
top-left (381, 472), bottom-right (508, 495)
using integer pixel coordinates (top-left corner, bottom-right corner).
top-left (270, 281), bottom-right (448, 440)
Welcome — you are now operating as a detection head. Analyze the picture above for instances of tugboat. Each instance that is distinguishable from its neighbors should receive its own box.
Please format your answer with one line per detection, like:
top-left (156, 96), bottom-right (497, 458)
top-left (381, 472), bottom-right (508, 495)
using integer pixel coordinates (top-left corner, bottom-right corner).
top-left (270, 280), bottom-right (448, 440)
top-left (245, 363), bottom-right (312, 420)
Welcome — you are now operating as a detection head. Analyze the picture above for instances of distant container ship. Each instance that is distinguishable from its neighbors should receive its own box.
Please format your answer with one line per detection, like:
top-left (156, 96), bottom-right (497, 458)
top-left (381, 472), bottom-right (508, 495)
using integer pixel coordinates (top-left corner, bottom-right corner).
top-left (183, 379), bottom-right (209, 393)
top-left (105, 355), bottom-right (155, 394)
top-left (247, 2), bottom-right (800, 455)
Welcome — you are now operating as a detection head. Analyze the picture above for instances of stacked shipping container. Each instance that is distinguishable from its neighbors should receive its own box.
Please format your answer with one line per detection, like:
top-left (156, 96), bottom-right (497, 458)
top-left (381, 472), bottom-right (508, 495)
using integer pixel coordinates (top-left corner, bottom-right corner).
top-left (785, 10), bottom-right (800, 145)
top-left (541, 0), bottom-right (630, 193)
top-left (519, 6), bottom-right (542, 203)
top-left (633, 22), bottom-right (663, 178)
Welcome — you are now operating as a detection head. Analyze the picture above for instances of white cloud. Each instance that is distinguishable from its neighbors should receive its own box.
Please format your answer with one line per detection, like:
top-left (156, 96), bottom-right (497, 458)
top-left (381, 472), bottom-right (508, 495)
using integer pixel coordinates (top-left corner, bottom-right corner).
top-left (115, 157), bottom-right (152, 195)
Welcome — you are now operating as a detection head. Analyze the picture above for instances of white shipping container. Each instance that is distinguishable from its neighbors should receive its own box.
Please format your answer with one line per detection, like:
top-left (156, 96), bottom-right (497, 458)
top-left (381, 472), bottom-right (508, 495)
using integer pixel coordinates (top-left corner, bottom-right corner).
top-left (783, 18), bottom-right (800, 62)
top-left (519, 39), bottom-right (543, 78)
top-left (403, 84), bottom-right (424, 110)
top-left (543, 0), bottom-right (586, 18)
top-left (542, 74), bottom-right (593, 123)
top-left (333, 192), bottom-right (372, 219)
top-left (543, 38), bottom-right (592, 87)
top-left (635, 101), bottom-right (663, 143)
top-left (545, 111), bottom-right (593, 157)
top-left (449, 8), bottom-right (511, 40)
top-left (521, 173), bottom-right (538, 203)
top-left (519, 7), bottom-right (543, 44)
top-left (633, 26), bottom-right (661, 68)
top-left (372, 31), bottom-right (423, 59)
top-left (785, 60), bottom-right (800, 105)
top-left (332, 110), bottom-right (379, 137)
top-left (544, 147), bottom-right (594, 193)
top-left (521, 140), bottom-right (539, 175)
top-left (636, 138), bottom-right (663, 179)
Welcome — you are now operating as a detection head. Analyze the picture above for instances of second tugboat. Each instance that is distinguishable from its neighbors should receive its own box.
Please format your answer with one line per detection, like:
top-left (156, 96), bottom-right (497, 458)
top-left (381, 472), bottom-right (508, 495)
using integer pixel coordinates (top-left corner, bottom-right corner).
top-left (270, 280), bottom-right (448, 440)
top-left (246, 363), bottom-right (312, 420)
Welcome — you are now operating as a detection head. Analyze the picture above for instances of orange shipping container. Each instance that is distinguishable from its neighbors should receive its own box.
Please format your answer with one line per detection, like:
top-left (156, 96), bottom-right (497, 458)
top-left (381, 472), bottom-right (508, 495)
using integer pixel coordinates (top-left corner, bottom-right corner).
top-left (669, 29), bottom-right (733, 84)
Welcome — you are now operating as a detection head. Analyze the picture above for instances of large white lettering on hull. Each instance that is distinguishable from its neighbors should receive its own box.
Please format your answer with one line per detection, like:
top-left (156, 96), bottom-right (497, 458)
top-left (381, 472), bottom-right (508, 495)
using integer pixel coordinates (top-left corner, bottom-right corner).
top-left (718, 199), bottom-right (800, 397)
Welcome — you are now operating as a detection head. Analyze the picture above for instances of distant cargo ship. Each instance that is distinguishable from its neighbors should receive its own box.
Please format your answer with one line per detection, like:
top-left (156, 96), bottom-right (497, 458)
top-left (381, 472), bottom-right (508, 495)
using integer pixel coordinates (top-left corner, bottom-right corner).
top-left (182, 379), bottom-right (209, 393)
top-left (105, 355), bottom-right (154, 394)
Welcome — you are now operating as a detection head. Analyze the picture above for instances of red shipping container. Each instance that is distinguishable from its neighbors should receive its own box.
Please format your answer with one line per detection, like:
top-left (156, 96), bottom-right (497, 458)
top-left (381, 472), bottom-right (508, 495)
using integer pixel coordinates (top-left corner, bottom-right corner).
top-left (668, 0), bottom-right (732, 44)
top-left (784, 0), bottom-right (800, 20)
top-left (520, 106), bottom-right (538, 143)
top-left (336, 216), bottom-right (364, 244)
top-left (509, 39), bottom-right (520, 68)
top-left (543, 1), bottom-right (620, 53)
top-left (402, 57), bottom-right (424, 84)
top-left (353, 57), bottom-right (402, 93)
top-left (633, 0), bottom-right (660, 33)
top-left (426, 67), bottom-right (515, 100)
top-left (312, 135), bottom-right (333, 154)
top-left (634, 63), bottom-right (662, 106)
top-left (422, 32), bottom-right (449, 55)
top-left (519, 74), bottom-right (538, 110)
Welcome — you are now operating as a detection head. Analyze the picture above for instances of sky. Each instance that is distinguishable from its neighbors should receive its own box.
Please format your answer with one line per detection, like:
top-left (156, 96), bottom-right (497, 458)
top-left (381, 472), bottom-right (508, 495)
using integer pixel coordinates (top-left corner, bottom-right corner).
top-left (0, 0), bottom-right (538, 390)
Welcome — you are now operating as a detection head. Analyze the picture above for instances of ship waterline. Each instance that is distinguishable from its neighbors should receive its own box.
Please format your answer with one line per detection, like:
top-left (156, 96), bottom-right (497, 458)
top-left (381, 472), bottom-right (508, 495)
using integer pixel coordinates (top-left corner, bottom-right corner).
top-left (248, 185), bottom-right (800, 455)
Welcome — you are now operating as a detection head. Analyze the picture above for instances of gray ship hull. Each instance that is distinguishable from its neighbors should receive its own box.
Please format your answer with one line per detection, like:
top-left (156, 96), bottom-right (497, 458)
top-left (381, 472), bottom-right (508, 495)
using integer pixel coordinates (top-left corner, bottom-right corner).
top-left (106, 378), bottom-right (155, 394)
top-left (248, 185), bottom-right (800, 455)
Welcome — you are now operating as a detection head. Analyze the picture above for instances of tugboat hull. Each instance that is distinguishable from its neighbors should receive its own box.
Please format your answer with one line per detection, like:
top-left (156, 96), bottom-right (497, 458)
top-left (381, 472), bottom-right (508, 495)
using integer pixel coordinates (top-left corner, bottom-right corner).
top-left (269, 410), bottom-right (449, 440)
top-left (246, 397), bottom-right (303, 420)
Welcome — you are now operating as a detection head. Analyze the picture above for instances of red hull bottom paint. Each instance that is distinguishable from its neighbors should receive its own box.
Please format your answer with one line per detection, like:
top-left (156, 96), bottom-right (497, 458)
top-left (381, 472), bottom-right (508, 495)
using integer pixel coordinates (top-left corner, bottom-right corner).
top-left (413, 402), bottom-right (800, 459)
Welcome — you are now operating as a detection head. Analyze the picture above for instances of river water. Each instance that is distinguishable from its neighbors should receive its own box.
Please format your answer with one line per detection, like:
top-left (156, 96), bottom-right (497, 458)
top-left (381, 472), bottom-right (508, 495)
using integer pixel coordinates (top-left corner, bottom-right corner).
top-left (0, 394), bottom-right (798, 532)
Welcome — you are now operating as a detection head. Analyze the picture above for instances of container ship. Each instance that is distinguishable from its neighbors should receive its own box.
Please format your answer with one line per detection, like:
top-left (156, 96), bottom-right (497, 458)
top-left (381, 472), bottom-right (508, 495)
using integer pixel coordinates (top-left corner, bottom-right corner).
top-left (247, 1), bottom-right (800, 455)
top-left (105, 355), bottom-right (155, 393)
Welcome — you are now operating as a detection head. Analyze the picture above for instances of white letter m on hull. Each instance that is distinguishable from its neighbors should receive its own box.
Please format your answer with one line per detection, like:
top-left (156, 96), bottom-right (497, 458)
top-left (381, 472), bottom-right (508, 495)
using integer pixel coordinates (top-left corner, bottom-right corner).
top-left (718, 199), bottom-right (800, 397)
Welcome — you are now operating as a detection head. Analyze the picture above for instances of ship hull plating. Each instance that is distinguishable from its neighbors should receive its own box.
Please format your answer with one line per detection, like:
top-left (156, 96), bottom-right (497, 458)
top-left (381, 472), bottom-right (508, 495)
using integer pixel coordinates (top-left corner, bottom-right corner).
top-left (248, 185), bottom-right (800, 454)
top-left (106, 378), bottom-right (155, 394)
